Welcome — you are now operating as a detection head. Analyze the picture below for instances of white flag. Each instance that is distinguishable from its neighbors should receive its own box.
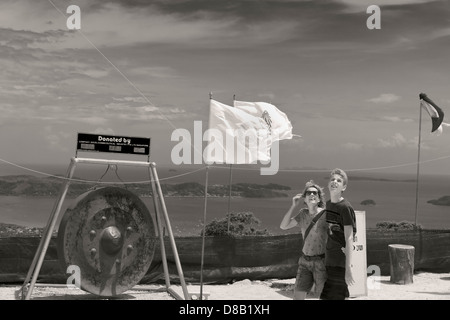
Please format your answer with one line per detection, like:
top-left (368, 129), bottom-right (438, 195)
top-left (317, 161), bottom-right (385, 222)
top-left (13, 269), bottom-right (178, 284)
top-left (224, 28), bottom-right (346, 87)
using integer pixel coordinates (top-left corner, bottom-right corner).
top-left (205, 99), bottom-right (272, 164)
top-left (233, 100), bottom-right (294, 141)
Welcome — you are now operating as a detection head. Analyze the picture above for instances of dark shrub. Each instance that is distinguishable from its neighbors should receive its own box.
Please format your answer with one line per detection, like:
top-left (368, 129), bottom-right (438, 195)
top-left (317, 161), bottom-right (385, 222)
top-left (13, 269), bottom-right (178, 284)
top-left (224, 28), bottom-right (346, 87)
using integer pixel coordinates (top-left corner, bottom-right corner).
top-left (203, 211), bottom-right (271, 236)
top-left (376, 220), bottom-right (422, 231)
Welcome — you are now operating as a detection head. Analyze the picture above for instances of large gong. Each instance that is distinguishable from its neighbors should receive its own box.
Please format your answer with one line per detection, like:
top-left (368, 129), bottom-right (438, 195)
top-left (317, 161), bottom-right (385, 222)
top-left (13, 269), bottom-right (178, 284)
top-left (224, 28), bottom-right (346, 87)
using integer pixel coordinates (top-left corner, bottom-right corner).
top-left (57, 186), bottom-right (156, 297)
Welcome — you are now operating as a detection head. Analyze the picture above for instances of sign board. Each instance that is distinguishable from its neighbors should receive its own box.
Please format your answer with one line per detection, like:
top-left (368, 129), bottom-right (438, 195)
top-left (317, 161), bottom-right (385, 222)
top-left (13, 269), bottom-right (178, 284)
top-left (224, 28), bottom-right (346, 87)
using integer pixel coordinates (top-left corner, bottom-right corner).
top-left (76, 133), bottom-right (150, 156)
top-left (349, 210), bottom-right (368, 297)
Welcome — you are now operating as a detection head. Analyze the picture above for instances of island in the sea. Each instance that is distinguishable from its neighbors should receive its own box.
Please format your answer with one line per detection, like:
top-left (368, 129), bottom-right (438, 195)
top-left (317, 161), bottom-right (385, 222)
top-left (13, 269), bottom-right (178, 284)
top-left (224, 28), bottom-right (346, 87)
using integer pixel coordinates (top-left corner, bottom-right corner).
top-left (0, 175), bottom-right (290, 198)
top-left (360, 199), bottom-right (376, 206)
top-left (427, 196), bottom-right (450, 206)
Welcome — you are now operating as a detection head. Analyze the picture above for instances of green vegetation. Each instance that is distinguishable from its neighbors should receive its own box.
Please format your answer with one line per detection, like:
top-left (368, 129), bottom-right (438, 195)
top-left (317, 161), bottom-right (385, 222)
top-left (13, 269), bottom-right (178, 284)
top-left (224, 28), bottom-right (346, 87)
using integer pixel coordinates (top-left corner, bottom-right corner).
top-left (202, 211), bottom-right (272, 236)
top-left (376, 220), bottom-right (422, 231)
top-left (231, 183), bottom-right (289, 198)
top-left (0, 222), bottom-right (52, 237)
top-left (0, 175), bottom-right (290, 198)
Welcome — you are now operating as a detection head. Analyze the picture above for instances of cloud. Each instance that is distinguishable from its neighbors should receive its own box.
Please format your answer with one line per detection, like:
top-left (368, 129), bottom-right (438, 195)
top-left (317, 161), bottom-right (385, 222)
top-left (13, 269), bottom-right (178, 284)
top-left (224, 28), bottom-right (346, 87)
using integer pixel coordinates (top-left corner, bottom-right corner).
top-left (81, 69), bottom-right (110, 78)
top-left (337, 0), bottom-right (437, 12)
top-left (1, 0), bottom-right (449, 172)
top-left (377, 133), bottom-right (416, 149)
top-left (2, 0), bottom-right (448, 53)
top-left (76, 116), bottom-right (110, 126)
top-left (0, 1), bottom-right (302, 51)
top-left (44, 126), bottom-right (72, 151)
top-left (4, 0), bottom-right (389, 52)
top-left (92, 127), bottom-right (115, 135)
top-left (342, 142), bottom-right (364, 150)
top-left (367, 94), bottom-right (401, 104)
top-left (377, 133), bottom-right (406, 147)
top-left (113, 96), bottom-right (147, 103)
top-left (381, 116), bottom-right (414, 123)
top-left (104, 99), bottom-right (187, 122)
top-left (127, 66), bottom-right (181, 79)
top-left (256, 93), bottom-right (276, 101)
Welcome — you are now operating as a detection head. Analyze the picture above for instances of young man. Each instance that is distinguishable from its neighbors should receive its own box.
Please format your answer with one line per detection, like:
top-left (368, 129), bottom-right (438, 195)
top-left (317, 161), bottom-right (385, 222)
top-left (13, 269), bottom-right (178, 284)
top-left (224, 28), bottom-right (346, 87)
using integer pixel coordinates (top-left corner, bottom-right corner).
top-left (320, 168), bottom-right (357, 300)
top-left (280, 180), bottom-right (328, 300)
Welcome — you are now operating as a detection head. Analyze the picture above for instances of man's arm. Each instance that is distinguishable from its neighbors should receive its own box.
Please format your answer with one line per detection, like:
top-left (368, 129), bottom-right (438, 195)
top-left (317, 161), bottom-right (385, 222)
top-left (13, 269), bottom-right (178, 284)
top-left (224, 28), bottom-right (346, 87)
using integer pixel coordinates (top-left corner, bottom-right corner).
top-left (344, 225), bottom-right (355, 286)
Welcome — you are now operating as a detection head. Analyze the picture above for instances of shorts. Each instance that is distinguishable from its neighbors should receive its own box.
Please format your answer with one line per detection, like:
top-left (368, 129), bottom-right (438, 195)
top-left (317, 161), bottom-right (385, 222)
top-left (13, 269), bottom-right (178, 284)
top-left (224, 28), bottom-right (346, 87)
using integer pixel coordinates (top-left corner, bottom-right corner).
top-left (294, 255), bottom-right (327, 294)
top-left (320, 266), bottom-right (349, 300)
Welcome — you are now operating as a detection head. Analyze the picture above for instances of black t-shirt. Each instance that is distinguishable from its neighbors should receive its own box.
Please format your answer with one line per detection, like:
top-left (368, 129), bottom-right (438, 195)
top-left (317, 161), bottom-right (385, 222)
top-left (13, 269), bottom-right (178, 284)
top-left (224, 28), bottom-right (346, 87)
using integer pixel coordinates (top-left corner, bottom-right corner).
top-left (324, 198), bottom-right (356, 267)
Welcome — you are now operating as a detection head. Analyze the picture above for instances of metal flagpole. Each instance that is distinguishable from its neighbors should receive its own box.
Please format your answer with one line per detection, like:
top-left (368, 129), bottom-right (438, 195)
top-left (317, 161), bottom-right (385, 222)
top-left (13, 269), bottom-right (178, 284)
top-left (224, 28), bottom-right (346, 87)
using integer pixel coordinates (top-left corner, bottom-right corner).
top-left (414, 96), bottom-right (423, 226)
top-left (199, 165), bottom-right (209, 300)
top-left (227, 94), bottom-right (236, 232)
top-left (199, 93), bottom-right (213, 300)
top-left (227, 164), bottom-right (233, 232)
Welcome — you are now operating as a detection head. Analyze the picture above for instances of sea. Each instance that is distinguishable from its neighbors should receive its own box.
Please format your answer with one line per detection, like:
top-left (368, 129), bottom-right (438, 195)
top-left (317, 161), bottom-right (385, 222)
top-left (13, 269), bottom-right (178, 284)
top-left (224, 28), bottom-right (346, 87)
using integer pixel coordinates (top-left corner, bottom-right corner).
top-left (0, 163), bottom-right (449, 236)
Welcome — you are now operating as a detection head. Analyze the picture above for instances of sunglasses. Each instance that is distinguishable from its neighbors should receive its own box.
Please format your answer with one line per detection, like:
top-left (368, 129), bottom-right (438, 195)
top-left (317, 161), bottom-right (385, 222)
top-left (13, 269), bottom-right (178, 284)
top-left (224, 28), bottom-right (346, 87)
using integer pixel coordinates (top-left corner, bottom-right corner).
top-left (305, 190), bottom-right (318, 196)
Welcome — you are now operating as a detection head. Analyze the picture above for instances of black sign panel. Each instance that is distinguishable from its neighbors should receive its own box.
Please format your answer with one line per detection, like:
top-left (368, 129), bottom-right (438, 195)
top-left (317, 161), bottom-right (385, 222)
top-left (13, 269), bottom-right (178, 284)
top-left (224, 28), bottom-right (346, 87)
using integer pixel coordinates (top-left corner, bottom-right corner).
top-left (77, 133), bottom-right (150, 156)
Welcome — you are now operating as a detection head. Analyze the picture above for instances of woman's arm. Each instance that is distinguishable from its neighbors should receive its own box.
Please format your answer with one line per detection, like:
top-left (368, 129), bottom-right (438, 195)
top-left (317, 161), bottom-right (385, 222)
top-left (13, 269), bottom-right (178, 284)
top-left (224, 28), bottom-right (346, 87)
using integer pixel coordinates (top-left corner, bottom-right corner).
top-left (280, 194), bottom-right (301, 230)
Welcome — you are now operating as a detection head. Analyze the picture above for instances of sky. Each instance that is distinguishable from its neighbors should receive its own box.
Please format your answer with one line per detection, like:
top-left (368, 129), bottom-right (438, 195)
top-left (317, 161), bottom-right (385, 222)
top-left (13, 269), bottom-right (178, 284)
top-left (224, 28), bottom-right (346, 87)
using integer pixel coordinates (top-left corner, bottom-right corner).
top-left (1, 0), bottom-right (450, 177)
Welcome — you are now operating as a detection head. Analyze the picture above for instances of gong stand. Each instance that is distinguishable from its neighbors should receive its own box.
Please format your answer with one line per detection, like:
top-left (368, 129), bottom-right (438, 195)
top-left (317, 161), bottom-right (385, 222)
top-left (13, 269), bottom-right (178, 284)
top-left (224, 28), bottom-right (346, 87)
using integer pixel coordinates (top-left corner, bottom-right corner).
top-left (19, 157), bottom-right (190, 300)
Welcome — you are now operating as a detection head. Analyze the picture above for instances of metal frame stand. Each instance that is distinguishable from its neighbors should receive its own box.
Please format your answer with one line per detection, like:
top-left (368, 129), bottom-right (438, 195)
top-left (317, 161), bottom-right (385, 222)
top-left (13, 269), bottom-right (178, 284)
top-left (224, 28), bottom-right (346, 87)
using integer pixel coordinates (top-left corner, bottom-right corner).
top-left (18, 157), bottom-right (190, 300)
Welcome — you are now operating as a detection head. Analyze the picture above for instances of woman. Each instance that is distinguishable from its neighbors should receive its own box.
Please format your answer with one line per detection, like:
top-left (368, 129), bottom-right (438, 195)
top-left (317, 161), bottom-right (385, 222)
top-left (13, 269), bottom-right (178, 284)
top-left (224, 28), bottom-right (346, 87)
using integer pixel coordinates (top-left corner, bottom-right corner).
top-left (280, 180), bottom-right (328, 300)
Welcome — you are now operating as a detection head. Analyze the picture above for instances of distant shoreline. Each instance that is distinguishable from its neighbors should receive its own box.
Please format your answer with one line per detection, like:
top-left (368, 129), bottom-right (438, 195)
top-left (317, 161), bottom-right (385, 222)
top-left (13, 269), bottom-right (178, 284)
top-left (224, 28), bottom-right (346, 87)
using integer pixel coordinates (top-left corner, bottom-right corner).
top-left (344, 176), bottom-right (416, 183)
top-left (0, 174), bottom-right (291, 198)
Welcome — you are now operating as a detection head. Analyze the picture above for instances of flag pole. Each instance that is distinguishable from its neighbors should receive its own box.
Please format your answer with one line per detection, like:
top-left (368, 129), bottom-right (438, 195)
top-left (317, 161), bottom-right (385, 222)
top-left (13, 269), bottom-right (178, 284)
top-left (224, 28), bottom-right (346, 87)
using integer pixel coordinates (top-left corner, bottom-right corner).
top-left (199, 165), bottom-right (209, 300)
top-left (200, 93), bottom-right (212, 300)
top-left (227, 164), bottom-right (233, 232)
top-left (414, 96), bottom-right (423, 226)
top-left (227, 95), bottom-right (236, 232)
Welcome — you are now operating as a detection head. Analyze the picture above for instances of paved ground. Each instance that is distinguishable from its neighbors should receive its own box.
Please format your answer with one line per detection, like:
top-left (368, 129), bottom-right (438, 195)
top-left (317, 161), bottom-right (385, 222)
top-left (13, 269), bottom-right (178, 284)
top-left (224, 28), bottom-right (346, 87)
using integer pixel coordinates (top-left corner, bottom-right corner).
top-left (0, 279), bottom-right (293, 300)
top-left (2, 272), bottom-right (450, 300)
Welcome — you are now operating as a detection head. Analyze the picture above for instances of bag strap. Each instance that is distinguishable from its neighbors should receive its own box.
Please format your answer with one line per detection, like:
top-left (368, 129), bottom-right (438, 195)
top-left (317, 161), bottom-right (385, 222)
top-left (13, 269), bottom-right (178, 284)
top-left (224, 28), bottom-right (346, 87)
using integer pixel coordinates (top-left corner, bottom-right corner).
top-left (301, 209), bottom-right (325, 251)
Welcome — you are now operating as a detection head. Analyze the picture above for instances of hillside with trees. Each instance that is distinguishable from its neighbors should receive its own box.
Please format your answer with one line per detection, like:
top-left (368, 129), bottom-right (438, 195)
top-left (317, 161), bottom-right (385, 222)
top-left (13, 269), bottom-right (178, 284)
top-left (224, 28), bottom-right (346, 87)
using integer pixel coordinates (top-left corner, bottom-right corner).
top-left (0, 175), bottom-right (290, 198)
